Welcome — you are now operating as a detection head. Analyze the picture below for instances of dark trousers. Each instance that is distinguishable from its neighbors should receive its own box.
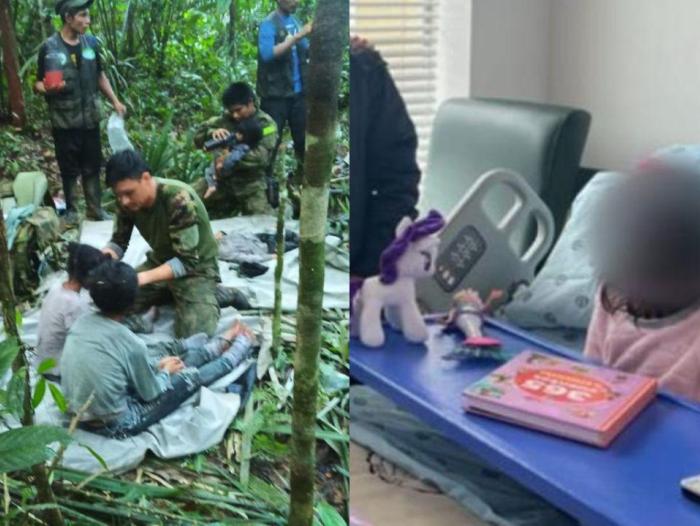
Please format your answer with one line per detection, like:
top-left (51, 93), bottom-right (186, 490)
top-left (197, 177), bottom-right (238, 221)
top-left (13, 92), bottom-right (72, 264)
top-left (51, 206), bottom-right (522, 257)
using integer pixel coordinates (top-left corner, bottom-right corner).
top-left (52, 127), bottom-right (103, 215)
top-left (261, 94), bottom-right (306, 217)
top-left (261, 94), bottom-right (306, 161)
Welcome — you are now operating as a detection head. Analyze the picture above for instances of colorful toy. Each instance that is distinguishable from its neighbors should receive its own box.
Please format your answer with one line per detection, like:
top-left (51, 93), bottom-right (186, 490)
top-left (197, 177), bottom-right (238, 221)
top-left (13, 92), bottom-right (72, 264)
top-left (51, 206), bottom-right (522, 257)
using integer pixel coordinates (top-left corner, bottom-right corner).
top-left (351, 210), bottom-right (445, 347)
top-left (441, 288), bottom-right (505, 360)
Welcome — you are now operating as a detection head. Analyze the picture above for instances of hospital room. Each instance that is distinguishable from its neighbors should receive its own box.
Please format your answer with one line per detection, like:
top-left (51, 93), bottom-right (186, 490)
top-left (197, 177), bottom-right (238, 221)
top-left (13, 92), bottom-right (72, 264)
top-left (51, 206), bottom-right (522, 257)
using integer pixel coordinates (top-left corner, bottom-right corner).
top-left (349, 0), bottom-right (700, 524)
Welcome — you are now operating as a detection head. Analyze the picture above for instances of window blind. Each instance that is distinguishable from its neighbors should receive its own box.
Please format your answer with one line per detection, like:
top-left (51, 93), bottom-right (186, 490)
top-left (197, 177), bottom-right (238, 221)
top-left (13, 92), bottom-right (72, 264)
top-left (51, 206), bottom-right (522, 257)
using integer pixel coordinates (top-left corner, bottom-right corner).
top-left (350, 0), bottom-right (439, 167)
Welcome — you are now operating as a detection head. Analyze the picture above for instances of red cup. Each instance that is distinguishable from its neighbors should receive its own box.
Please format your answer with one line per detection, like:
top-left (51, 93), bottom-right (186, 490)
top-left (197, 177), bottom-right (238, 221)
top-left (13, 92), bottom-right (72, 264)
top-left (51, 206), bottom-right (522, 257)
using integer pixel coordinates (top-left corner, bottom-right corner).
top-left (44, 70), bottom-right (63, 90)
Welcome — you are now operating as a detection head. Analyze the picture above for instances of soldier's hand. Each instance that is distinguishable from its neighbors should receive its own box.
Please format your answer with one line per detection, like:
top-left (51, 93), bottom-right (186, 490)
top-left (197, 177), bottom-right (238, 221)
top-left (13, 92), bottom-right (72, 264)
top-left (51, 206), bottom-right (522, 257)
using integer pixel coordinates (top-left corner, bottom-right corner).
top-left (102, 247), bottom-right (119, 260)
top-left (212, 128), bottom-right (231, 141)
top-left (137, 271), bottom-right (150, 287)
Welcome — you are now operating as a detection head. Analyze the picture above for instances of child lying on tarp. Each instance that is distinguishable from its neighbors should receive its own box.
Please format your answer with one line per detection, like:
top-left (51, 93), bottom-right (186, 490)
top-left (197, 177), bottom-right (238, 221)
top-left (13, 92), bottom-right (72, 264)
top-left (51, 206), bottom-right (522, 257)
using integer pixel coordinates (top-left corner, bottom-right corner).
top-left (35, 243), bottom-right (157, 380)
top-left (60, 259), bottom-right (256, 438)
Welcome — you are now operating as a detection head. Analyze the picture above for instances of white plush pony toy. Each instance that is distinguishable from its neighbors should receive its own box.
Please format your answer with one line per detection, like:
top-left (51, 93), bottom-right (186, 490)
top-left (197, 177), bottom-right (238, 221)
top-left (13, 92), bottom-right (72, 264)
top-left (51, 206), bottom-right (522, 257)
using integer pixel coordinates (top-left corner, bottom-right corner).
top-left (351, 210), bottom-right (445, 347)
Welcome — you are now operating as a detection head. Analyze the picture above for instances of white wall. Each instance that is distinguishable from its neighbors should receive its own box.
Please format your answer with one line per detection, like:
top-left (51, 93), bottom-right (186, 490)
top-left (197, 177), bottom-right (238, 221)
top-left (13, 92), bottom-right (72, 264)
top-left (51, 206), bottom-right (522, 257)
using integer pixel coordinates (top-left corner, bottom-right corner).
top-left (441, 0), bottom-right (700, 170)
top-left (548, 0), bottom-right (700, 170)
top-left (469, 0), bottom-right (552, 103)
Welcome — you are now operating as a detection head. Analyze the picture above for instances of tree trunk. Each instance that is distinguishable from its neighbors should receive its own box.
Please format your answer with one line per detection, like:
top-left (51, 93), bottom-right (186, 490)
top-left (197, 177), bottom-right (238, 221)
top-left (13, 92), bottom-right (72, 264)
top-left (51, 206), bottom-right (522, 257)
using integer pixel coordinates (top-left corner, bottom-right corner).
top-left (156, 0), bottom-right (178, 76)
top-left (287, 1), bottom-right (347, 524)
top-left (272, 143), bottom-right (288, 356)
top-left (35, 0), bottom-right (52, 43)
top-left (0, 202), bottom-right (63, 526)
top-left (123, 0), bottom-right (137, 58)
top-left (228, 0), bottom-right (237, 56)
top-left (0, 0), bottom-right (26, 127)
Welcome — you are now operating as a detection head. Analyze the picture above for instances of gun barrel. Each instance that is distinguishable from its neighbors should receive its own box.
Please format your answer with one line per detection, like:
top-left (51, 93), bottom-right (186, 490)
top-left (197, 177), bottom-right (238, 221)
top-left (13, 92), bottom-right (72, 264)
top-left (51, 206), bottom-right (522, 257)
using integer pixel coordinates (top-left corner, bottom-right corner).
top-left (203, 134), bottom-right (237, 152)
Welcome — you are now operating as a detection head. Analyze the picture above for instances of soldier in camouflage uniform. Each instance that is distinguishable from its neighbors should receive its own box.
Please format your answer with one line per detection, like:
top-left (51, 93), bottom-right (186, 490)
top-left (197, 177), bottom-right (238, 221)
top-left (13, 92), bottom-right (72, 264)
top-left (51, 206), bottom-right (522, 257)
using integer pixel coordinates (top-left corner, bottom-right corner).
top-left (193, 82), bottom-right (278, 218)
top-left (103, 150), bottom-right (248, 338)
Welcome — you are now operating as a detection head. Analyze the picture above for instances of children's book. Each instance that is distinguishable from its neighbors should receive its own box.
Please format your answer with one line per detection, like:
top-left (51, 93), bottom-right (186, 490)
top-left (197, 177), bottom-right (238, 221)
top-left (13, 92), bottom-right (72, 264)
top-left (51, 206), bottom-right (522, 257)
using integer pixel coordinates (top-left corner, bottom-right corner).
top-left (463, 350), bottom-right (657, 447)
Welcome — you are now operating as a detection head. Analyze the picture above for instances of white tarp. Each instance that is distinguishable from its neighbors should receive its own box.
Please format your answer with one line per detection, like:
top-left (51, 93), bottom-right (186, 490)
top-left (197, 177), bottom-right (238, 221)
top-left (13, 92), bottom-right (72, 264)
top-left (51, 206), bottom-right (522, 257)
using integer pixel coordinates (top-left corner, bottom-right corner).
top-left (1, 214), bottom-right (348, 473)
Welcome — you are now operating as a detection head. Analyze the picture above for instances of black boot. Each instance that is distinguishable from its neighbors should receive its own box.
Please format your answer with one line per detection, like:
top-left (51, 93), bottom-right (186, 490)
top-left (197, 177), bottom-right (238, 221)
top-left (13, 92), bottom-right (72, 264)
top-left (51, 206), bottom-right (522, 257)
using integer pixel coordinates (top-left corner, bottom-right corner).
top-left (215, 285), bottom-right (253, 310)
top-left (62, 176), bottom-right (80, 224)
top-left (83, 176), bottom-right (112, 220)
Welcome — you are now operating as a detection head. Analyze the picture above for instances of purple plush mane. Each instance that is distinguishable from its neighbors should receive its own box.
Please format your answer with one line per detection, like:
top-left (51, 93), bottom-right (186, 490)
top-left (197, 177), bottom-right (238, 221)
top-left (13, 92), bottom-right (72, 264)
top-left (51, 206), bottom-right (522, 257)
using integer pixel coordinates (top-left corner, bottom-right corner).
top-left (379, 210), bottom-right (445, 284)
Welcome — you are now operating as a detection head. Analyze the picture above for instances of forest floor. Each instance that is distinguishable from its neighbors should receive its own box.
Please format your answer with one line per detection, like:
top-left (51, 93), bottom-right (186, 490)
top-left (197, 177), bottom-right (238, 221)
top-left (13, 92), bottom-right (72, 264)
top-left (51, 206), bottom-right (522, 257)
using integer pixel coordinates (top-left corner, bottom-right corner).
top-left (1, 123), bottom-right (350, 524)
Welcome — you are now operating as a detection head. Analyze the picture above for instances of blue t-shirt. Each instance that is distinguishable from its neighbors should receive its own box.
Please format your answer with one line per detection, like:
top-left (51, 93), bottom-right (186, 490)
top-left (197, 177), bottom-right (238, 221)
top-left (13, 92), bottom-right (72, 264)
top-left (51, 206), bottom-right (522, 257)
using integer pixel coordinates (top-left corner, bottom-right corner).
top-left (258, 13), bottom-right (309, 94)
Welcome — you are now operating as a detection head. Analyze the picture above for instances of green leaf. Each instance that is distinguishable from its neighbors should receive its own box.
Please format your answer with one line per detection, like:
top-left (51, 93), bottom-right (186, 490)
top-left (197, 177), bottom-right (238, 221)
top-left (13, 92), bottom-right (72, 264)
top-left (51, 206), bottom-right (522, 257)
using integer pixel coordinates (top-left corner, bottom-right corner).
top-left (315, 500), bottom-right (347, 526)
top-left (37, 358), bottom-right (57, 375)
top-left (15, 309), bottom-right (22, 330)
top-left (79, 444), bottom-right (109, 472)
top-left (48, 383), bottom-right (67, 413)
top-left (0, 425), bottom-right (72, 473)
top-left (6, 370), bottom-right (25, 418)
top-left (0, 338), bottom-right (20, 377)
top-left (32, 377), bottom-right (46, 409)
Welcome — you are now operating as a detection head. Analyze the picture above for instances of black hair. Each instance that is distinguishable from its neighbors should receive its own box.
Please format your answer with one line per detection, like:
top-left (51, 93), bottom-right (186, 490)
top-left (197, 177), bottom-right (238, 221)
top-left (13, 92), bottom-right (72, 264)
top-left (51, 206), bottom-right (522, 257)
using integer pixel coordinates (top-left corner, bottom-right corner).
top-left (60, 7), bottom-right (81, 24)
top-left (105, 149), bottom-right (149, 188)
top-left (86, 260), bottom-right (138, 316)
top-left (235, 117), bottom-right (263, 148)
top-left (66, 243), bottom-right (108, 287)
top-left (591, 166), bottom-right (700, 318)
top-left (222, 82), bottom-right (255, 109)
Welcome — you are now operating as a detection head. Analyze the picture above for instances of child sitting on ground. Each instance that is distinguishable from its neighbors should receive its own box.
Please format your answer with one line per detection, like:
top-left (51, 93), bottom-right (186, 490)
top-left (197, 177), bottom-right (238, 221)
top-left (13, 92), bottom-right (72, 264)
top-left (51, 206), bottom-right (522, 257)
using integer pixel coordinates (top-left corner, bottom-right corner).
top-left (203, 117), bottom-right (264, 199)
top-left (35, 243), bottom-right (157, 379)
top-left (60, 260), bottom-right (256, 438)
top-left (585, 153), bottom-right (700, 402)
top-left (35, 243), bottom-right (108, 378)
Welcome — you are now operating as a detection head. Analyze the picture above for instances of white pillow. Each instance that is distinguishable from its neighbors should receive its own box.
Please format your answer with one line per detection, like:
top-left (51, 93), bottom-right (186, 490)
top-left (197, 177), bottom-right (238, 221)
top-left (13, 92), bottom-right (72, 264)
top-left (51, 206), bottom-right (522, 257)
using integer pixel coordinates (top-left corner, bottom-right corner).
top-left (500, 171), bottom-right (624, 329)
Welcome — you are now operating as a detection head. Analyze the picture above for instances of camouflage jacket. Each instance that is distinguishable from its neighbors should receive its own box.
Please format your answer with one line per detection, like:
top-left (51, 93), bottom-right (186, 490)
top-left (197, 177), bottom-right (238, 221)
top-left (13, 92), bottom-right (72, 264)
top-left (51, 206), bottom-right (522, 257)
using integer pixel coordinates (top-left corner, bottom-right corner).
top-left (107, 178), bottom-right (220, 280)
top-left (193, 109), bottom-right (278, 180)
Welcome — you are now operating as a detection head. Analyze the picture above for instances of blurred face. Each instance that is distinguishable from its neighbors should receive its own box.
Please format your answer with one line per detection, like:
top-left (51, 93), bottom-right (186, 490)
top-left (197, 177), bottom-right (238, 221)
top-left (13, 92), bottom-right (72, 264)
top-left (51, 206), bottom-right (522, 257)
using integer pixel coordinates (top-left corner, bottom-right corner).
top-left (112, 173), bottom-right (156, 212)
top-left (228, 101), bottom-right (255, 121)
top-left (592, 167), bottom-right (700, 315)
top-left (277, 0), bottom-right (298, 14)
top-left (66, 9), bottom-right (91, 34)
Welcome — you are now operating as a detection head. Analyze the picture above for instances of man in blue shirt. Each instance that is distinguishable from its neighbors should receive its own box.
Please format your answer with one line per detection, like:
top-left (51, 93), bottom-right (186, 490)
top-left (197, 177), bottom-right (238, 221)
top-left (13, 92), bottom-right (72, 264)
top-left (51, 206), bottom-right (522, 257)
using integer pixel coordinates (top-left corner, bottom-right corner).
top-left (257, 0), bottom-right (312, 216)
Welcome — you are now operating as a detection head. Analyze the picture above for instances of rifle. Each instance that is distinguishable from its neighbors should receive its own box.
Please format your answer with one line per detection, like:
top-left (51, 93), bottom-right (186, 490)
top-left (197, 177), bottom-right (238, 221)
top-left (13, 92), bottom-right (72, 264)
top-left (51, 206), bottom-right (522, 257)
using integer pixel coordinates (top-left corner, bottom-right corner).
top-left (203, 133), bottom-right (239, 152)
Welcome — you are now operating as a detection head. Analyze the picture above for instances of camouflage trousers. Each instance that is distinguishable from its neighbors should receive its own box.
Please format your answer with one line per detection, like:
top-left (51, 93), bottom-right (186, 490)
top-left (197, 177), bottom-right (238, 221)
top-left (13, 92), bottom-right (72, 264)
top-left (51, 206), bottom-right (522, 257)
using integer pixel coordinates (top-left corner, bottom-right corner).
top-left (192, 176), bottom-right (273, 219)
top-left (133, 260), bottom-right (220, 338)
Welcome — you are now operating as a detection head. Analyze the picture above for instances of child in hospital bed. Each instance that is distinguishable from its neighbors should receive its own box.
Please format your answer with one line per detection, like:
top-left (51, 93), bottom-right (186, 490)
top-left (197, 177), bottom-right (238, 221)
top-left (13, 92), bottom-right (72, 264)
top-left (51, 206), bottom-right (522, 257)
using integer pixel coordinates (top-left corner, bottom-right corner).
top-left (585, 150), bottom-right (700, 402)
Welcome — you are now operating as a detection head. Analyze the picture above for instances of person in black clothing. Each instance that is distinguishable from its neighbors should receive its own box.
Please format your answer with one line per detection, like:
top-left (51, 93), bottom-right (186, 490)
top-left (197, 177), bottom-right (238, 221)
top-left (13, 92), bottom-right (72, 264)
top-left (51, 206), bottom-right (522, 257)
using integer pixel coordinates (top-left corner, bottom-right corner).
top-left (350, 40), bottom-right (421, 277)
top-left (257, 0), bottom-right (312, 217)
top-left (35, 0), bottom-right (126, 222)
